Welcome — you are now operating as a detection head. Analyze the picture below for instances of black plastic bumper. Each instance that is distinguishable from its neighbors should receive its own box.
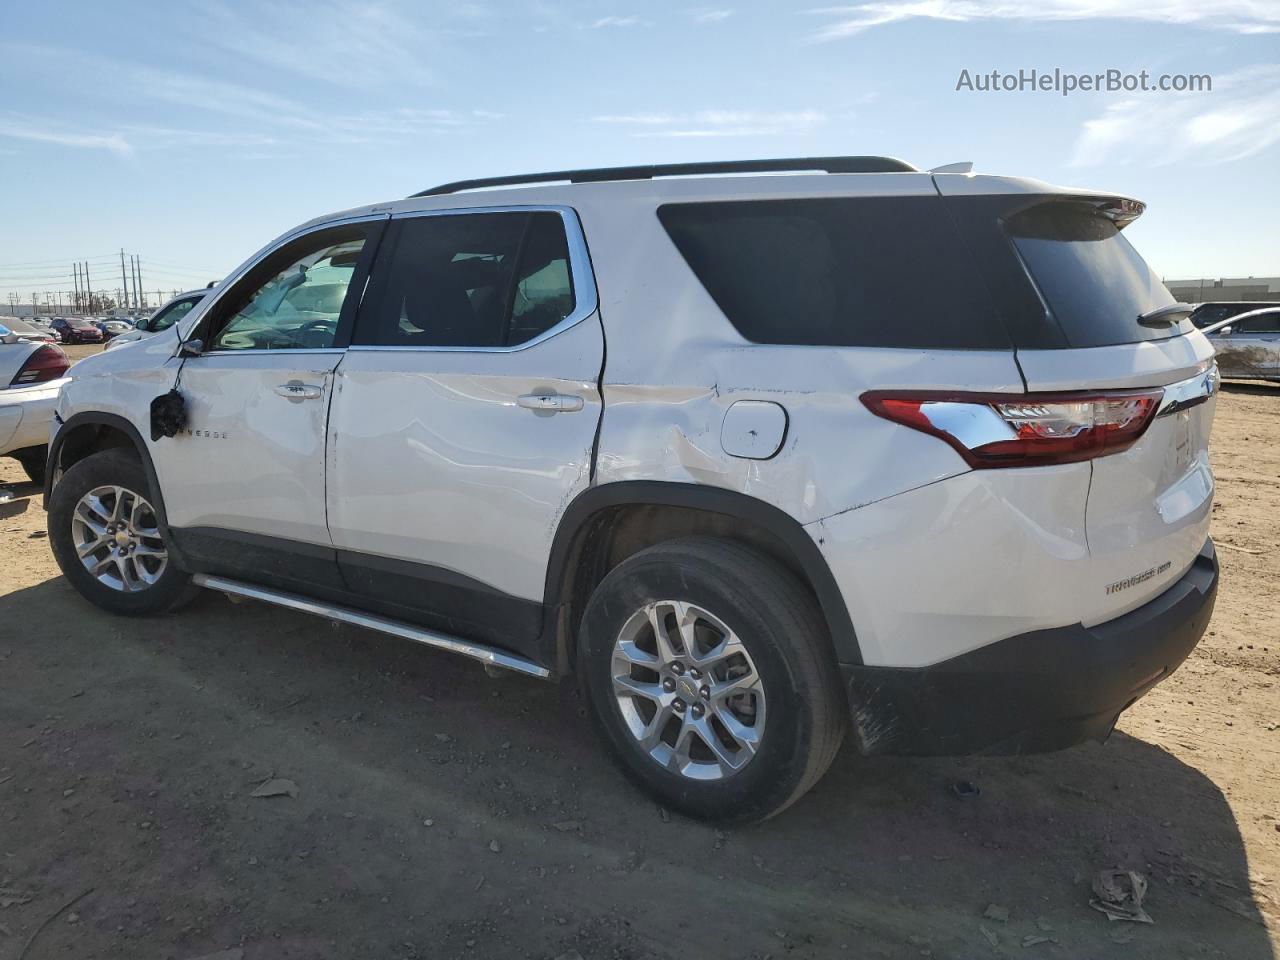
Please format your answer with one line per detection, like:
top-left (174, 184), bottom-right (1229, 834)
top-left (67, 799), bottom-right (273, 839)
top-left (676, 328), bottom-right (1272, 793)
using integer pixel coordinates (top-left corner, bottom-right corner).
top-left (842, 538), bottom-right (1219, 756)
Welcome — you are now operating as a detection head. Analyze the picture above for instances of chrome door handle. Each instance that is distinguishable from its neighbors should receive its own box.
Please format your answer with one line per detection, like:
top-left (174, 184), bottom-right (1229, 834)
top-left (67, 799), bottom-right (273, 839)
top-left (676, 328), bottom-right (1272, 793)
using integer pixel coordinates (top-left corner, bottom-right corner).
top-left (517, 393), bottom-right (584, 413)
top-left (274, 381), bottom-right (324, 401)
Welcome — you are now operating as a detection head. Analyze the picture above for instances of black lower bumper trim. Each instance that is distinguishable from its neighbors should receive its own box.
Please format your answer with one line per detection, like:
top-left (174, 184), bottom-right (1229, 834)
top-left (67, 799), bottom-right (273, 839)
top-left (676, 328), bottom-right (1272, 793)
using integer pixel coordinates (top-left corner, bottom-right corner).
top-left (842, 538), bottom-right (1219, 756)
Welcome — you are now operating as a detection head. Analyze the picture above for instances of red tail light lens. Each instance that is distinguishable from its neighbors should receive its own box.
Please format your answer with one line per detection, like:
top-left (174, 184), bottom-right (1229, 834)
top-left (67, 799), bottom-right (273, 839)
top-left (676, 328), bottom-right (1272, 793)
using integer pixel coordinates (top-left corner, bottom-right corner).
top-left (10, 344), bottom-right (71, 386)
top-left (862, 389), bottom-right (1162, 467)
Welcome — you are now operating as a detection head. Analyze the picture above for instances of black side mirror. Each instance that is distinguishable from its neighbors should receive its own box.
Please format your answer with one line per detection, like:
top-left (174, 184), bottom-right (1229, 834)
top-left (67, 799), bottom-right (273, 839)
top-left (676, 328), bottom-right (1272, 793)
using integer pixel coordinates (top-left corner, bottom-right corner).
top-left (179, 338), bottom-right (204, 357)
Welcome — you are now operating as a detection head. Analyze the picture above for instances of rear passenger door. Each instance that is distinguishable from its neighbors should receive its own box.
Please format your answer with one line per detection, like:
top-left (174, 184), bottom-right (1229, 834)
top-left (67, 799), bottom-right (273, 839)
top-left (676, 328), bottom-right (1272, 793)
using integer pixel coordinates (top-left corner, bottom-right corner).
top-left (1210, 313), bottom-right (1279, 379)
top-left (326, 207), bottom-right (603, 652)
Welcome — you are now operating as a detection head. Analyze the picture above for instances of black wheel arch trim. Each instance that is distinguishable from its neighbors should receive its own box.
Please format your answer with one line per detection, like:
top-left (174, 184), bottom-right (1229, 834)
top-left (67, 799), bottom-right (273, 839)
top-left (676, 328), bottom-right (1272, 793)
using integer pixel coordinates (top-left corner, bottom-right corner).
top-left (43, 412), bottom-right (177, 551)
top-left (543, 480), bottom-right (862, 666)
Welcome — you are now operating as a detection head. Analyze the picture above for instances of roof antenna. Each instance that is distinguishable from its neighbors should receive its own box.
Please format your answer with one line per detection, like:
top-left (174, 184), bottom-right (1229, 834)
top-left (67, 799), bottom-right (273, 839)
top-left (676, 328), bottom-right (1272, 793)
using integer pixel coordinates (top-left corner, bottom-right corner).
top-left (929, 161), bottom-right (974, 174)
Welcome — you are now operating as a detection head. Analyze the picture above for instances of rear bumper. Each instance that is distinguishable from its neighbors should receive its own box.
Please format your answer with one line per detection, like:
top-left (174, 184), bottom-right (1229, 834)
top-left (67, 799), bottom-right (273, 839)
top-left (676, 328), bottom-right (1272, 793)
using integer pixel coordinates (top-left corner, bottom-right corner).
top-left (0, 381), bottom-right (62, 457)
top-left (842, 537), bottom-right (1219, 756)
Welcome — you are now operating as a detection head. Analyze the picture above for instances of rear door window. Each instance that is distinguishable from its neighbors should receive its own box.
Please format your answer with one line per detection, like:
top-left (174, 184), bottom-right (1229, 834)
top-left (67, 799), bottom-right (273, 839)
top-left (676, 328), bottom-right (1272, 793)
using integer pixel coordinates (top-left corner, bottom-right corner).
top-left (657, 197), bottom-right (1009, 349)
top-left (356, 211), bottom-right (577, 348)
top-left (1236, 312), bottom-right (1280, 334)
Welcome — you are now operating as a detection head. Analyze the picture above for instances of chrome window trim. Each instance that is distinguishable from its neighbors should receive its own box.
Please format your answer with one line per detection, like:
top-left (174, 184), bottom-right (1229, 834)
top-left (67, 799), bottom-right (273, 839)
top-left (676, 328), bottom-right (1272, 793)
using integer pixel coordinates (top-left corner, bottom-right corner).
top-left (191, 348), bottom-right (349, 358)
top-left (175, 213), bottom-right (390, 348)
top-left (348, 204), bottom-right (598, 355)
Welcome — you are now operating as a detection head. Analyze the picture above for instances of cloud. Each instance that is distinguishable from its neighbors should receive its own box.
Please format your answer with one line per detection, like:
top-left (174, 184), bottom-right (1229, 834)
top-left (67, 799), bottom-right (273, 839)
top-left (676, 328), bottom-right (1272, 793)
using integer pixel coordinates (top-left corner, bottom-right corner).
top-left (0, 42), bottom-right (506, 154)
top-left (595, 109), bottom-right (826, 137)
top-left (195, 0), bottom-right (437, 89)
top-left (809, 0), bottom-right (1280, 39)
top-left (690, 8), bottom-right (734, 22)
top-left (0, 118), bottom-right (132, 155)
top-left (591, 15), bottom-right (643, 27)
top-left (1071, 64), bottom-right (1280, 165)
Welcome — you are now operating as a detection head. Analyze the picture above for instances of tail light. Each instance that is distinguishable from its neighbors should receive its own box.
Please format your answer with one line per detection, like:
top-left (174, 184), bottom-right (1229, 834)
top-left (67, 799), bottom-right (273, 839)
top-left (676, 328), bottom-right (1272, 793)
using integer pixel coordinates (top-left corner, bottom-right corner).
top-left (10, 345), bottom-right (71, 386)
top-left (862, 389), bottom-right (1162, 468)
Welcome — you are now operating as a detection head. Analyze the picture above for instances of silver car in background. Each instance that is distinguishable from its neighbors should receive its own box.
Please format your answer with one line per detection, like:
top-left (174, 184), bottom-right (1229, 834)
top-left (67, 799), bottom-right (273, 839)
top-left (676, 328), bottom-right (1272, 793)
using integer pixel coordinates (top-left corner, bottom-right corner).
top-left (105, 289), bottom-right (209, 350)
top-left (0, 323), bottom-right (71, 483)
top-left (1199, 307), bottom-right (1280, 382)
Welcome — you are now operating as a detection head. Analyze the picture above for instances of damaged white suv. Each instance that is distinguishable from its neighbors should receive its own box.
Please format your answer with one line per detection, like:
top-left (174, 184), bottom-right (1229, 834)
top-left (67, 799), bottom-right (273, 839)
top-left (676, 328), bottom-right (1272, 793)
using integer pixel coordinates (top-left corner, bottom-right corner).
top-left (46, 158), bottom-right (1220, 822)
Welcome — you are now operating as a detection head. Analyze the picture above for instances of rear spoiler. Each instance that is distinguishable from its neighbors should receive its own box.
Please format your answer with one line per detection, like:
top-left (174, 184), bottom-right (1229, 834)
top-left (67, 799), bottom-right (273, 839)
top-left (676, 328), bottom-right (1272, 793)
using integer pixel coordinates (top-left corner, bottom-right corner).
top-left (1095, 197), bottom-right (1145, 228)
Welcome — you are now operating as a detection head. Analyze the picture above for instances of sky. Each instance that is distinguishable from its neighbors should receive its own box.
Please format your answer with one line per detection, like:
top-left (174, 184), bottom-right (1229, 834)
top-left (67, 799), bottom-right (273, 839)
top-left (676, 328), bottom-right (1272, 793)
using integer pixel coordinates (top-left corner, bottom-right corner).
top-left (1, 0), bottom-right (1278, 307)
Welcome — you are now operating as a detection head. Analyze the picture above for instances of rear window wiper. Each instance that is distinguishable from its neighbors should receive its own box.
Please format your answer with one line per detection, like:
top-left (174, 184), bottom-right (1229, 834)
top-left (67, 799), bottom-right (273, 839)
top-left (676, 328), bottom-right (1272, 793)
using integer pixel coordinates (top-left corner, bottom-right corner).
top-left (1137, 302), bottom-right (1194, 326)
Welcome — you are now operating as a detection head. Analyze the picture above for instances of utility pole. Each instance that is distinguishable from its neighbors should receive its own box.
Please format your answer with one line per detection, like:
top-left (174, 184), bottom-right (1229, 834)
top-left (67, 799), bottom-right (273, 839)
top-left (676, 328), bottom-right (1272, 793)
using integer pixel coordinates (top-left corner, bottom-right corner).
top-left (83, 261), bottom-right (93, 314)
top-left (131, 256), bottom-right (142, 312)
top-left (120, 249), bottom-right (131, 312)
top-left (73, 264), bottom-right (81, 313)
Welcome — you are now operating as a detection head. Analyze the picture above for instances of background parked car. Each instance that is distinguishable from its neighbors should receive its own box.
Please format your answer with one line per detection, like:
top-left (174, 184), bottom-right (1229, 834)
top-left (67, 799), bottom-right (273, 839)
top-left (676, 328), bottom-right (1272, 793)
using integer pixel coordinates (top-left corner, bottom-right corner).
top-left (1191, 301), bottom-right (1278, 330)
top-left (0, 326), bottom-right (71, 483)
top-left (0, 317), bottom-right (59, 344)
top-left (1199, 306), bottom-right (1280, 382)
top-left (95, 318), bottom-right (133, 340)
top-left (51, 316), bottom-right (104, 344)
top-left (105, 289), bottom-right (208, 349)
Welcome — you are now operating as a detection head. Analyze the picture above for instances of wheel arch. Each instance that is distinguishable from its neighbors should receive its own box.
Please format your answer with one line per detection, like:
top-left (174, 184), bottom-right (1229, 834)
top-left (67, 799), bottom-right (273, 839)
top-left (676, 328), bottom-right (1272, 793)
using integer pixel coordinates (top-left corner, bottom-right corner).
top-left (542, 481), bottom-right (861, 674)
top-left (44, 413), bottom-right (173, 538)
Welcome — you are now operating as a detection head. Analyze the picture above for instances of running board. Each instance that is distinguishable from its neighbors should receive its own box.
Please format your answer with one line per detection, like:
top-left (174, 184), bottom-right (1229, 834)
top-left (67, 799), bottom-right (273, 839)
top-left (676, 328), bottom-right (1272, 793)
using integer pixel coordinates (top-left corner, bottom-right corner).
top-left (192, 574), bottom-right (551, 679)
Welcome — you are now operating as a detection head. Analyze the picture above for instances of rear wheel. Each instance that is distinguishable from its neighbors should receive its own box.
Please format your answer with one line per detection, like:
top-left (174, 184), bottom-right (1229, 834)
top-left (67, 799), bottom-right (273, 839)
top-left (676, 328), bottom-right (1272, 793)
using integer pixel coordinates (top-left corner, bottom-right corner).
top-left (579, 537), bottom-right (847, 823)
top-left (48, 449), bottom-right (197, 615)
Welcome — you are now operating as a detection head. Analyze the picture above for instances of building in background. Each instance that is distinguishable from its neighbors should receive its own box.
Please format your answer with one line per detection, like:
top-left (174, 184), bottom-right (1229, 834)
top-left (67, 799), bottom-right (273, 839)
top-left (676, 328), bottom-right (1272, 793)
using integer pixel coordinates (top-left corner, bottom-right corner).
top-left (1167, 276), bottom-right (1280, 304)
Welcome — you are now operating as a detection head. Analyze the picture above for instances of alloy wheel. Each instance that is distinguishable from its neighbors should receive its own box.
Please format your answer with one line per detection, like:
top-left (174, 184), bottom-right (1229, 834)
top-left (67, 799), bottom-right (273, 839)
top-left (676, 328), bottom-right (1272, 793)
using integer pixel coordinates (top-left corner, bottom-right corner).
top-left (70, 484), bottom-right (167, 593)
top-left (611, 599), bottom-right (766, 781)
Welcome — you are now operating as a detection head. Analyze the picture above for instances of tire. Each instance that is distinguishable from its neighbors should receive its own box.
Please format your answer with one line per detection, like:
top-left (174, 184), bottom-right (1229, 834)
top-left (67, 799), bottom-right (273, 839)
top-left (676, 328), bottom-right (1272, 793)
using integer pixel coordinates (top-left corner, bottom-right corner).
top-left (12, 446), bottom-right (47, 485)
top-left (578, 537), bottom-right (847, 823)
top-left (48, 448), bottom-right (197, 616)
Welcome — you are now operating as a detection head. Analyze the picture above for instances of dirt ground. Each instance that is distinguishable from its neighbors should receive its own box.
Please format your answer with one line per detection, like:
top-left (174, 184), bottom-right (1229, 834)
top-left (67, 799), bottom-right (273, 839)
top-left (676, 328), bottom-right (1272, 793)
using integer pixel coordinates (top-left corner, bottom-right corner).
top-left (1, 346), bottom-right (1277, 959)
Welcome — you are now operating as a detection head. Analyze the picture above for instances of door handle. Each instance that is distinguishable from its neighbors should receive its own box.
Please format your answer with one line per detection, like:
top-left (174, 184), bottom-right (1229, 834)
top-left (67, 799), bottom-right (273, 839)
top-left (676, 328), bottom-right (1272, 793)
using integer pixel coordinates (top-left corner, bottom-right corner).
top-left (274, 381), bottom-right (324, 401)
top-left (517, 393), bottom-right (585, 413)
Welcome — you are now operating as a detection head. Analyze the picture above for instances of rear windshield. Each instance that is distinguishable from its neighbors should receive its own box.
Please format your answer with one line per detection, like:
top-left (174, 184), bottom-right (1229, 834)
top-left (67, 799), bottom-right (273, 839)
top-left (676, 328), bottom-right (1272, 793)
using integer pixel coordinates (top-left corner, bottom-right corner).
top-left (1003, 202), bottom-right (1189, 347)
top-left (657, 197), bottom-right (1009, 349)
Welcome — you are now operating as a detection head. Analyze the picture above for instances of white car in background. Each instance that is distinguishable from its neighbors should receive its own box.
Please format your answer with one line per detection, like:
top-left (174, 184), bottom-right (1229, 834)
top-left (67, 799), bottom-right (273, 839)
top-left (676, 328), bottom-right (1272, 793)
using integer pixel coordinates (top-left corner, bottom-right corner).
top-left (0, 322), bottom-right (71, 483)
top-left (105, 290), bottom-right (209, 350)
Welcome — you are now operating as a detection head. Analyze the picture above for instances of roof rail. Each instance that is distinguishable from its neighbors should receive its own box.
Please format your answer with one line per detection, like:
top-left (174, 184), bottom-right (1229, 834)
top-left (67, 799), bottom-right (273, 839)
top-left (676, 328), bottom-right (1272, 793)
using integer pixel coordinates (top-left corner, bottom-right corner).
top-left (411, 156), bottom-right (918, 197)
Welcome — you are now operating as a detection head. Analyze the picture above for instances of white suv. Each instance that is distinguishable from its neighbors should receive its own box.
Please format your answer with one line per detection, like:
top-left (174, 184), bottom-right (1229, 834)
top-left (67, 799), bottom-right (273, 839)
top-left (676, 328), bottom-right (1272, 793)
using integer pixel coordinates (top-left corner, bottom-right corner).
top-left (44, 158), bottom-right (1220, 822)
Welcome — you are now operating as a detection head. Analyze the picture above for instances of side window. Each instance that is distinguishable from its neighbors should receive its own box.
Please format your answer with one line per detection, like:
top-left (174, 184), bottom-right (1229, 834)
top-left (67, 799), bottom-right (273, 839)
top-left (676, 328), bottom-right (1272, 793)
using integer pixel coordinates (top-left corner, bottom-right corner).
top-left (509, 214), bottom-right (575, 345)
top-left (1237, 313), bottom-right (1280, 334)
top-left (207, 228), bottom-right (368, 352)
top-left (658, 197), bottom-right (1008, 349)
top-left (358, 211), bottom-right (576, 348)
top-left (150, 297), bottom-right (199, 332)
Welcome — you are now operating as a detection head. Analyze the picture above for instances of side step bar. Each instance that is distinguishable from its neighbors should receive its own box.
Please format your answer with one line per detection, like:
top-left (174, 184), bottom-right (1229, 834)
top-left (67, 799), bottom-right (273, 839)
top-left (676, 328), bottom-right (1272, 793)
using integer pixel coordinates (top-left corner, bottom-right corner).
top-left (192, 574), bottom-right (551, 679)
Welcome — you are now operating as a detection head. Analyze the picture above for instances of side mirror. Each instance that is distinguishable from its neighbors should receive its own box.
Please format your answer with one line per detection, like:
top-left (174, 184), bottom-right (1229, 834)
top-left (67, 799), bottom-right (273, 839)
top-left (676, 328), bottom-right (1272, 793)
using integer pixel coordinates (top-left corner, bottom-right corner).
top-left (1218, 325), bottom-right (1233, 337)
top-left (178, 338), bottom-right (205, 357)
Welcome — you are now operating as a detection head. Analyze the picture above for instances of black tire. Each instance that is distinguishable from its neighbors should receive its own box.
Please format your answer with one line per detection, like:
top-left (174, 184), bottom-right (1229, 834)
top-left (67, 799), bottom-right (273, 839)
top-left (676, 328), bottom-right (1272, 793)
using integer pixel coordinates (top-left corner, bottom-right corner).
top-left (12, 446), bottom-right (47, 486)
top-left (578, 537), bottom-right (847, 823)
top-left (48, 448), bottom-right (197, 616)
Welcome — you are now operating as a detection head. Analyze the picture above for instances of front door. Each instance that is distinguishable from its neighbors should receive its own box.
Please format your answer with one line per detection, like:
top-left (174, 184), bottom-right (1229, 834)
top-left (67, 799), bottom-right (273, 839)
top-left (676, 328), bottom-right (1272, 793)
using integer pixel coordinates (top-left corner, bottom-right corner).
top-left (325, 208), bottom-right (603, 653)
top-left (151, 219), bottom-right (382, 592)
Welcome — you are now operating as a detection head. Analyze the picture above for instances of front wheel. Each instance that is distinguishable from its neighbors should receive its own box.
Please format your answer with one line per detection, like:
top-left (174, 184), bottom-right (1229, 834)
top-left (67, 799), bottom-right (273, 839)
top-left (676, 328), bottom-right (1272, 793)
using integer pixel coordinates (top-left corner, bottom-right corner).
top-left (48, 449), bottom-right (197, 615)
top-left (579, 537), bottom-right (847, 823)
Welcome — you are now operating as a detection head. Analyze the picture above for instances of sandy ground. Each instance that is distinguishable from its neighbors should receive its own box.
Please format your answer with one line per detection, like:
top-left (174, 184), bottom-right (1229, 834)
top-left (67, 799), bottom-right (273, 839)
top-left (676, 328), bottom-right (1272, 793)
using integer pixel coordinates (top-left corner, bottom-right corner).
top-left (1, 345), bottom-right (1277, 959)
